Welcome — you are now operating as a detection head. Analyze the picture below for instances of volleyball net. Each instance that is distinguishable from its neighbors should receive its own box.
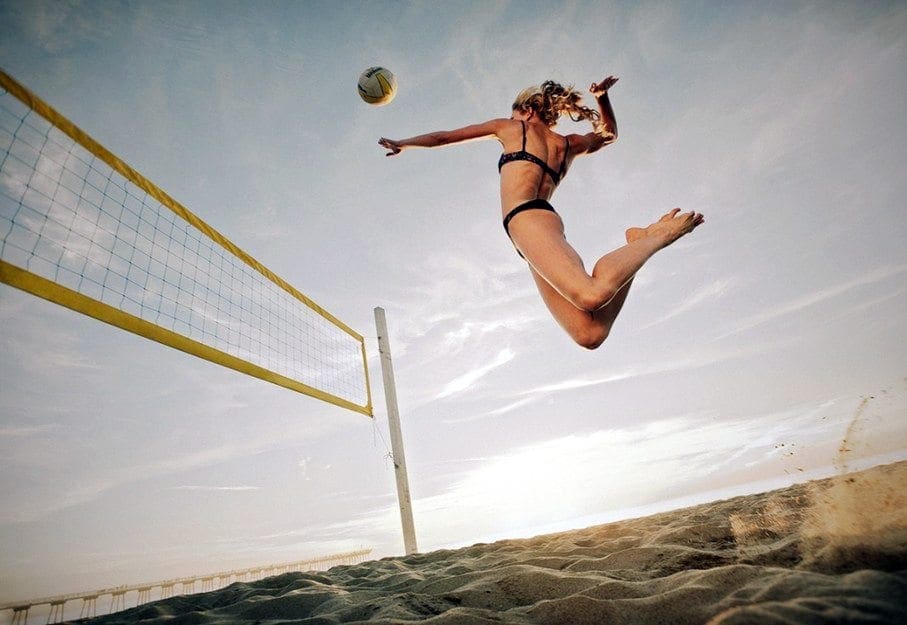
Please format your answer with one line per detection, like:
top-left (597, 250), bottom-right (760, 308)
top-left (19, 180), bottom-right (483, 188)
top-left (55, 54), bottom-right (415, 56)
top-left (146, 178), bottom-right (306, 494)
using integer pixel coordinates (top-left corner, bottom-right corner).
top-left (0, 69), bottom-right (372, 416)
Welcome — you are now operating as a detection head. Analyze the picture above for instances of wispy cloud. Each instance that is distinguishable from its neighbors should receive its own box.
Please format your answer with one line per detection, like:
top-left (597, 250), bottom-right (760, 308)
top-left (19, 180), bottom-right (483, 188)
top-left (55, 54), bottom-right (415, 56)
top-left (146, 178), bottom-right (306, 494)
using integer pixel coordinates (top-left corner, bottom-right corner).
top-left (340, 389), bottom-right (907, 551)
top-left (443, 396), bottom-right (536, 423)
top-left (436, 348), bottom-right (515, 399)
top-left (435, 334), bottom-right (797, 425)
top-left (171, 485), bottom-right (260, 492)
top-left (0, 424), bottom-right (59, 438)
top-left (22, 0), bottom-right (116, 54)
top-left (517, 340), bottom-right (767, 399)
top-left (639, 277), bottom-right (735, 330)
top-left (0, 298), bottom-right (107, 376)
top-left (442, 316), bottom-right (538, 352)
top-left (312, 398), bottom-right (874, 551)
top-left (0, 422), bottom-right (315, 524)
top-left (825, 289), bottom-right (906, 326)
top-left (715, 263), bottom-right (907, 339)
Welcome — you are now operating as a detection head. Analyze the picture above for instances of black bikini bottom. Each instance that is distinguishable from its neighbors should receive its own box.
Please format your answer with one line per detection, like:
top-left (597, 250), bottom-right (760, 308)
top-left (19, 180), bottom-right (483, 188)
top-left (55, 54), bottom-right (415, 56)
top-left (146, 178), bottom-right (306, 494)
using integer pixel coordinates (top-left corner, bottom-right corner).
top-left (502, 198), bottom-right (558, 258)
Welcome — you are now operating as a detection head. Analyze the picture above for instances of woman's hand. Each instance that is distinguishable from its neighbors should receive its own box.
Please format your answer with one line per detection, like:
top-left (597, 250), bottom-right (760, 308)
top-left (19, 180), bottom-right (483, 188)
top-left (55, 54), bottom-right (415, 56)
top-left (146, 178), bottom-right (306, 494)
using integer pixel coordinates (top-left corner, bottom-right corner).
top-left (379, 137), bottom-right (403, 156)
top-left (589, 76), bottom-right (619, 97)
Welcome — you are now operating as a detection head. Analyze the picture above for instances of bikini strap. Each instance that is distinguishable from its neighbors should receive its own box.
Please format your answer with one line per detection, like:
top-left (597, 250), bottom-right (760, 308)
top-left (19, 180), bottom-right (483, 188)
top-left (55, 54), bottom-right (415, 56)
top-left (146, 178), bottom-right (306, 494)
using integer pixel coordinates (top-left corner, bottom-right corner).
top-left (520, 120), bottom-right (527, 151)
top-left (559, 135), bottom-right (569, 176)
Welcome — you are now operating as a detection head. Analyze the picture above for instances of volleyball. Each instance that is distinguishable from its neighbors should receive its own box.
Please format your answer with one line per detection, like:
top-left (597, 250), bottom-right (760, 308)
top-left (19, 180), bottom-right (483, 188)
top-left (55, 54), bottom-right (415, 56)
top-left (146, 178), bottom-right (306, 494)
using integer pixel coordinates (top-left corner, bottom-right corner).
top-left (357, 67), bottom-right (397, 105)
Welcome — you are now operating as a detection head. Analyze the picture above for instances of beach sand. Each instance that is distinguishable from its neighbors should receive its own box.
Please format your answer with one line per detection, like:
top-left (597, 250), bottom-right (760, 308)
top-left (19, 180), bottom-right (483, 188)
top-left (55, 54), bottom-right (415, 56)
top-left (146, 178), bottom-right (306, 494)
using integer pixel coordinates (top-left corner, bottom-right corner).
top-left (84, 460), bottom-right (907, 625)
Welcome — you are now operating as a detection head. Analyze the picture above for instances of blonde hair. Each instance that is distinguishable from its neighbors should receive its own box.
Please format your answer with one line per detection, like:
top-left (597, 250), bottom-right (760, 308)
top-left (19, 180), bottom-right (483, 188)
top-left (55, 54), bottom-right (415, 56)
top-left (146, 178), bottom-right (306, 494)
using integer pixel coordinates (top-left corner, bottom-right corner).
top-left (512, 80), bottom-right (602, 131)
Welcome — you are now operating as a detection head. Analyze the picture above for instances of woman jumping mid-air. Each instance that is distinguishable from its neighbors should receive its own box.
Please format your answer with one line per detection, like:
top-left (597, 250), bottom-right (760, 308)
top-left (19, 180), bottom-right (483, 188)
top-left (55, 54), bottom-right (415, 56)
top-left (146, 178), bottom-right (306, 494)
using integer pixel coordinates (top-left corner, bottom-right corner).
top-left (379, 76), bottom-right (704, 349)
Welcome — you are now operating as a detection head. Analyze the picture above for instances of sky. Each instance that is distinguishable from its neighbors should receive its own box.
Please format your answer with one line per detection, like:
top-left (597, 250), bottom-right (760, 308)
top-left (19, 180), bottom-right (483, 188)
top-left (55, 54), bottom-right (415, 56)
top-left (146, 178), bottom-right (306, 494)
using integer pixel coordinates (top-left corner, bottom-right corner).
top-left (1, 0), bottom-right (906, 603)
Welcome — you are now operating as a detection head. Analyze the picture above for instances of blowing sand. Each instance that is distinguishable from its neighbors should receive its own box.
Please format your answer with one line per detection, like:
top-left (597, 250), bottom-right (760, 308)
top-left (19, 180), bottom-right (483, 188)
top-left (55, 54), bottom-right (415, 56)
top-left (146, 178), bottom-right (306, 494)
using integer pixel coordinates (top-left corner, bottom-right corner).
top-left (85, 460), bottom-right (907, 625)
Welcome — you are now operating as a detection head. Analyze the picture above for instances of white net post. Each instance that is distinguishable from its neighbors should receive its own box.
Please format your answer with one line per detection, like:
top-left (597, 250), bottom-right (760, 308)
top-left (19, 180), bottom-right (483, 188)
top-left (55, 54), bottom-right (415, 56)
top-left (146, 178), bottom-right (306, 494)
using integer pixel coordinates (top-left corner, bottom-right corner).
top-left (374, 307), bottom-right (418, 555)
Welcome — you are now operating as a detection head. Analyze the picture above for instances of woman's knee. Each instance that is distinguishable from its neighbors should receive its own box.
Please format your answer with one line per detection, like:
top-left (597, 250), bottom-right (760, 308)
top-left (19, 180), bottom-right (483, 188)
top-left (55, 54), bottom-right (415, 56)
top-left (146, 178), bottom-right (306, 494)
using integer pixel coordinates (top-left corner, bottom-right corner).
top-left (572, 324), bottom-right (609, 350)
top-left (570, 284), bottom-right (618, 313)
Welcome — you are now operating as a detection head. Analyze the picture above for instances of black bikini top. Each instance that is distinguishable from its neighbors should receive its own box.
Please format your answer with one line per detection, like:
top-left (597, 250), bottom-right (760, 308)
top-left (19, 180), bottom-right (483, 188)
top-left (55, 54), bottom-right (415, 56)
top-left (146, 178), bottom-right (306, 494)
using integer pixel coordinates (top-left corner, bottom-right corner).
top-left (498, 120), bottom-right (569, 185)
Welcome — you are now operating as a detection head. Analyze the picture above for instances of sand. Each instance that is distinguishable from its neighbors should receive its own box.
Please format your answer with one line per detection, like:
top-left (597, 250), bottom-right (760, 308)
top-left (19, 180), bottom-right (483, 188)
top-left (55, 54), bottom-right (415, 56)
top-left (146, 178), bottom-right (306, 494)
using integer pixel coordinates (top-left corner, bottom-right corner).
top-left (83, 460), bottom-right (907, 625)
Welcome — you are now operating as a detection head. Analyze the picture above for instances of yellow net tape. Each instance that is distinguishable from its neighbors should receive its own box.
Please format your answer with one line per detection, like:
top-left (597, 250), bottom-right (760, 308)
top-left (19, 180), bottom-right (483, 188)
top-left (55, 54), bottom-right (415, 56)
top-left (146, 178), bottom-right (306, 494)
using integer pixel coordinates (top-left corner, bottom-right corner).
top-left (0, 69), bottom-right (372, 416)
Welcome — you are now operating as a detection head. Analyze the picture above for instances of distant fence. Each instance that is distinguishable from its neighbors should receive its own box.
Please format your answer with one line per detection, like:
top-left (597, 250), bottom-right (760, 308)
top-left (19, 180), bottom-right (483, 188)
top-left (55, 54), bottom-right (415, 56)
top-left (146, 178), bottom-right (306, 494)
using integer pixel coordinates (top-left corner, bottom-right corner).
top-left (0, 549), bottom-right (371, 625)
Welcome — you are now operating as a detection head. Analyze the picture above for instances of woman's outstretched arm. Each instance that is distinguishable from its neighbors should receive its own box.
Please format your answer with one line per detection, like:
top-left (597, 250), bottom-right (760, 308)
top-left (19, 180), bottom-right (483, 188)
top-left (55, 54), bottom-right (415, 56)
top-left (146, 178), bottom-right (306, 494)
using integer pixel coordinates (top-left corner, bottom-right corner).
top-left (591, 76), bottom-right (619, 140)
top-left (572, 75), bottom-right (619, 156)
top-left (379, 119), bottom-right (506, 156)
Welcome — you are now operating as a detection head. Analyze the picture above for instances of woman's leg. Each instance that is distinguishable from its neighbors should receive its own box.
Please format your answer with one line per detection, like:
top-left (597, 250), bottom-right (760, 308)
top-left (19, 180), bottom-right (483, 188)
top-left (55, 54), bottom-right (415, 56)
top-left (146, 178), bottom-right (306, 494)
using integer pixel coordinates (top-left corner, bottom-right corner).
top-left (524, 226), bottom-right (638, 349)
top-left (509, 208), bottom-right (703, 348)
top-left (529, 267), bottom-right (634, 349)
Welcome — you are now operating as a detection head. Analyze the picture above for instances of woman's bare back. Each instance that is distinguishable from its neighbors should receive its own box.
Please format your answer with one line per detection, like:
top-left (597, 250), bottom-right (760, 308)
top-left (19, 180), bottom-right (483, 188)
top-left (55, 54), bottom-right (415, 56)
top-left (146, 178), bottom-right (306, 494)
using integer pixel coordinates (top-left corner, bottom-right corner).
top-left (497, 119), bottom-right (572, 215)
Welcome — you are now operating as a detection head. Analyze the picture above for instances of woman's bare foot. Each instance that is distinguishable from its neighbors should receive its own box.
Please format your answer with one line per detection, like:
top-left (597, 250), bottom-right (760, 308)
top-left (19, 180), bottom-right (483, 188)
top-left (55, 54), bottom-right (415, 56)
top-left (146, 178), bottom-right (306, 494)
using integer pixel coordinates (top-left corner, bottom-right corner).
top-left (638, 208), bottom-right (704, 247)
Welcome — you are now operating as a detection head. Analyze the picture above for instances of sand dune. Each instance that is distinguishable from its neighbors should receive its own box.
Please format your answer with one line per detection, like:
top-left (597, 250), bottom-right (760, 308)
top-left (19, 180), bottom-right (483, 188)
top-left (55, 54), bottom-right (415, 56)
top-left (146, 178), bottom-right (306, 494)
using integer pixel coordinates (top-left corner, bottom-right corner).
top-left (83, 461), bottom-right (907, 624)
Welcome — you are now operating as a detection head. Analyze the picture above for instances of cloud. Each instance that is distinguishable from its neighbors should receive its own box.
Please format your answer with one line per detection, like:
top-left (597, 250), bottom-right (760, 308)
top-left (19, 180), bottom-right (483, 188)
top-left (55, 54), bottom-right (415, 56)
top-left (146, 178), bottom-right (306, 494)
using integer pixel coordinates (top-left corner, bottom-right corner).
top-left (171, 485), bottom-right (260, 492)
top-left (0, 424), bottom-right (59, 438)
top-left (20, 0), bottom-right (118, 54)
top-left (443, 397), bottom-right (536, 423)
top-left (441, 315), bottom-right (539, 352)
top-left (516, 340), bottom-right (768, 398)
top-left (373, 251), bottom-right (544, 410)
top-left (436, 348), bottom-right (515, 399)
top-left (630, 3), bottom-right (682, 68)
top-left (715, 263), bottom-right (907, 339)
top-left (392, 255), bottom-right (536, 344)
top-left (325, 390), bottom-right (907, 552)
top-left (0, 423), bottom-right (314, 524)
top-left (825, 289), bottom-right (906, 326)
top-left (0, 293), bottom-right (107, 377)
top-left (638, 277), bottom-right (735, 329)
